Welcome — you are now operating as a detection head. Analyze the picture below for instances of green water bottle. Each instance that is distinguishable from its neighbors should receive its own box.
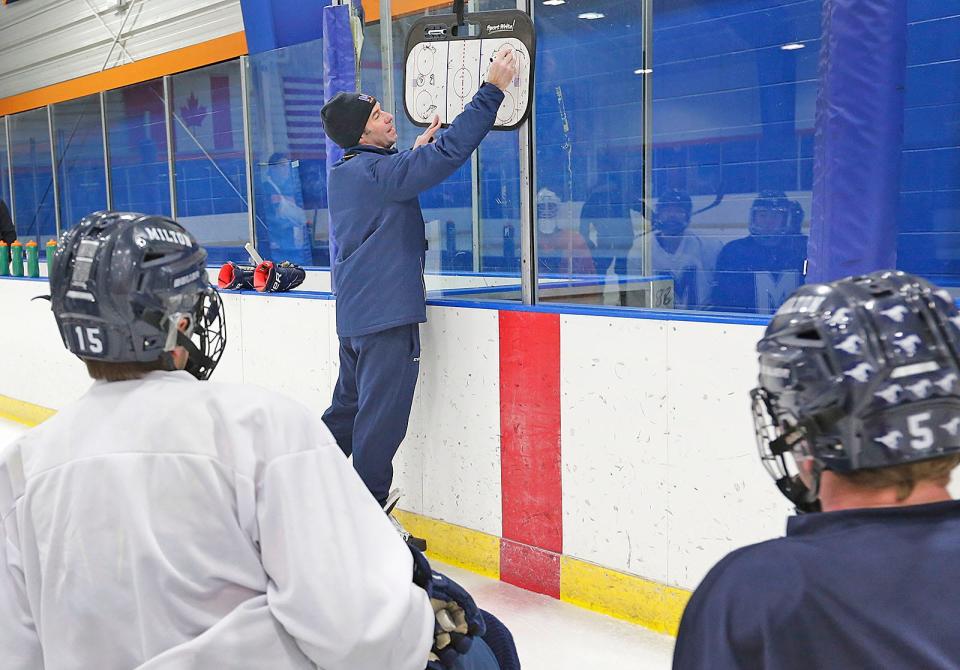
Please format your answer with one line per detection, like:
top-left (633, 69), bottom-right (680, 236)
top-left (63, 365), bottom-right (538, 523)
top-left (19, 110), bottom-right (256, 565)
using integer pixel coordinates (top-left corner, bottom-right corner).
top-left (0, 241), bottom-right (8, 277)
top-left (46, 239), bottom-right (57, 278)
top-left (10, 240), bottom-right (23, 277)
top-left (26, 240), bottom-right (39, 278)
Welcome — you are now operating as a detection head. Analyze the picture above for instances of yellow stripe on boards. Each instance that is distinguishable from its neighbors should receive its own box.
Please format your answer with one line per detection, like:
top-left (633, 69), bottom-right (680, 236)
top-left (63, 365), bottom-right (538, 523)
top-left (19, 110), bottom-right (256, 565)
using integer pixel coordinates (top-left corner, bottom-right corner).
top-left (560, 555), bottom-right (691, 636)
top-left (0, 395), bottom-right (55, 428)
top-left (392, 510), bottom-right (501, 580)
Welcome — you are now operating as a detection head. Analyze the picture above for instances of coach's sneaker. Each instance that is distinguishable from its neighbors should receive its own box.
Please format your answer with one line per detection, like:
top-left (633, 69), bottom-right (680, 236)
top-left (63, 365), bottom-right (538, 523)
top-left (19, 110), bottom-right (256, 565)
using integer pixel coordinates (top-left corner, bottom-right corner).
top-left (384, 489), bottom-right (427, 552)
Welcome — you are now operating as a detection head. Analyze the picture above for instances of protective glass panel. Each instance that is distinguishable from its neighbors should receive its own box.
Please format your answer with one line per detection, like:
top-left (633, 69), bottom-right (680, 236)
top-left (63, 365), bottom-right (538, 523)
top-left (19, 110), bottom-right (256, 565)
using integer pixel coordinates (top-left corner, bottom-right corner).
top-left (9, 108), bottom-right (56, 247)
top-left (534, 0), bottom-right (646, 308)
top-left (170, 61), bottom-right (250, 264)
top-left (389, 0), bottom-right (522, 302)
top-left (248, 38), bottom-right (328, 267)
top-left (897, 3), bottom-right (960, 286)
top-left (652, 0), bottom-right (819, 314)
top-left (53, 94), bottom-right (108, 230)
top-left (0, 123), bottom-right (10, 210)
top-left (105, 79), bottom-right (171, 217)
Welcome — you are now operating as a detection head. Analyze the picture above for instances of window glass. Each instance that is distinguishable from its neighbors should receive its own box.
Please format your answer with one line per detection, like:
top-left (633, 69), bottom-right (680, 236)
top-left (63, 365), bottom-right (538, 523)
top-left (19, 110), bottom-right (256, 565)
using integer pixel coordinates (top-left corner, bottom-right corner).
top-left (170, 61), bottom-right (250, 264)
top-left (651, 0), bottom-right (819, 314)
top-left (9, 108), bottom-right (57, 247)
top-left (0, 122), bottom-right (10, 211)
top-left (53, 94), bottom-right (108, 229)
top-left (105, 79), bottom-right (171, 217)
top-left (897, 2), bottom-right (960, 285)
top-left (390, 1), bottom-right (522, 301)
top-left (535, 0), bottom-right (644, 307)
top-left (248, 39), bottom-right (328, 267)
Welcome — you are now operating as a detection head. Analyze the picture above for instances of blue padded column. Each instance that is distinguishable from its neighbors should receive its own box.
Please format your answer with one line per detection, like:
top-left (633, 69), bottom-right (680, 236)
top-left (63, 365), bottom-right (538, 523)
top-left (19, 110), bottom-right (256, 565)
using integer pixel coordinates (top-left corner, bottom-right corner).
top-left (807, 0), bottom-right (907, 283)
top-left (323, 2), bottom-right (359, 287)
top-left (239, 0), bottom-right (331, 54)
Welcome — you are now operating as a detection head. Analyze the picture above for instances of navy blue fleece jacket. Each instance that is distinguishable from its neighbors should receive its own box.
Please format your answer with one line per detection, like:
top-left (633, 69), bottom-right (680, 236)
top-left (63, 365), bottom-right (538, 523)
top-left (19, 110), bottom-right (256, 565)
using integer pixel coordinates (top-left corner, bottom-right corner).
top-left (328, 83), bottom-right (504, 337)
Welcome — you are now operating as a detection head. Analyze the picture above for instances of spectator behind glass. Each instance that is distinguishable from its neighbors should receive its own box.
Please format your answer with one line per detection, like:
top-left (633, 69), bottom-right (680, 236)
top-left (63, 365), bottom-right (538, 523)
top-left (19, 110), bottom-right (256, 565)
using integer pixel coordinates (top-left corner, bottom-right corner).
top-left (260, 152), bottom-right (311, 265)
top-left (627, 189), bottom-right (722, 310)
top-left (0, 198), bottom-right (14, 275)
top-left (579, 177), bottom-right (633, 303)
top-left (0, 199), bottom-right (15, 245)
top-left (536, 188), bottom-right (595, 277)
top-left (712, 190), bottom-right (807, 314)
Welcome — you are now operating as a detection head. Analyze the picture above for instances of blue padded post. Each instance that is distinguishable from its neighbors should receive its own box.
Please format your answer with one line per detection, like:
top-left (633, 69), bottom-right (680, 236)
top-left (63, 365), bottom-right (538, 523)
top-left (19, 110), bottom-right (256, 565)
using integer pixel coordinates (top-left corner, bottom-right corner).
top-left (322, 2), bottom-right (358, 287)
top-left (239, 0), bottom-right (331, 54)
top-left (807, 0), bottom-right (907, 283)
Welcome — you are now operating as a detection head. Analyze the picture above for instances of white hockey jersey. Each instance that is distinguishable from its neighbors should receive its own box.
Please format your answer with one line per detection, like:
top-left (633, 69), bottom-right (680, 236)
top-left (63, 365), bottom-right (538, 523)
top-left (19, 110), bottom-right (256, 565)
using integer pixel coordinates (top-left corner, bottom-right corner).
top-left (0, 371), bottom-right (433, 670)
top-left (627, 232), bottom-right (723, 310)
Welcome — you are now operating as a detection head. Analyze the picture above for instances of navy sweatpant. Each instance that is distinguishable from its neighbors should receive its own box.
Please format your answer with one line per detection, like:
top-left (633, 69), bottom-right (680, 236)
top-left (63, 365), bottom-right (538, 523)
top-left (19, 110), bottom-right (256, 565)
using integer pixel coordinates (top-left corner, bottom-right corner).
top-left (322, 323), bottom-right (421, 507)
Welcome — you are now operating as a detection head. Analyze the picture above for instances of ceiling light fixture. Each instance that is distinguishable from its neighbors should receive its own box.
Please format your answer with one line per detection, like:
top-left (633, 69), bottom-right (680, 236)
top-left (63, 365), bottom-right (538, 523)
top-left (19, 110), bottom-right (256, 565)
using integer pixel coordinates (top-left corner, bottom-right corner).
top-left (578, 12), bottom-right (605, 20)
top-left (634, 68), bottom-right (653, 75)
top-left (542, 0), bottom-right (565, 5)
top-left (781, 43), bottom-right (805, 51)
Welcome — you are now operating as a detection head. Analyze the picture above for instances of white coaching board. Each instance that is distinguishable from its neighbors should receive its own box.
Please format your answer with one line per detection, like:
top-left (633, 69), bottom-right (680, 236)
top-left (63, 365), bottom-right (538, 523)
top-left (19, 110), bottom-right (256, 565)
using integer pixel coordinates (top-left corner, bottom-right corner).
top-left (403, 11), bottom-right (535, 131)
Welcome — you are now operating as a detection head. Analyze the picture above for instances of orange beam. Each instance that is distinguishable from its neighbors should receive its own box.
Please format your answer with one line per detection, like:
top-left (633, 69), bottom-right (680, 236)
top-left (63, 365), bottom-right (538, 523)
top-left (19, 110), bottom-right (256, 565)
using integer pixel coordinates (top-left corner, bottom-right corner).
top-left (0, 32), bottom-right (248, 117)
top-left (361, 0), bottom-right (450, 24)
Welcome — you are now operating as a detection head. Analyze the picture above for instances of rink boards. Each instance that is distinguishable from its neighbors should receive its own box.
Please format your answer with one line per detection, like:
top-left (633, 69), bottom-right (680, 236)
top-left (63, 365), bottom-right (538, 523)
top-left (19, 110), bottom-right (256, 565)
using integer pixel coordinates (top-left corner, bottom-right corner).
top-left (0, 275), bottom-right (789, 634)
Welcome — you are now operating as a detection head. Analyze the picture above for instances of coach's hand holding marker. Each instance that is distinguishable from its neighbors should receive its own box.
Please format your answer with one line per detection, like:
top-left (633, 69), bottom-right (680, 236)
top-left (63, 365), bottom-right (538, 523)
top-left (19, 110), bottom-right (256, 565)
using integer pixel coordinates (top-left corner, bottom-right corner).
top-left (486, 45), bottom-right (518, 91)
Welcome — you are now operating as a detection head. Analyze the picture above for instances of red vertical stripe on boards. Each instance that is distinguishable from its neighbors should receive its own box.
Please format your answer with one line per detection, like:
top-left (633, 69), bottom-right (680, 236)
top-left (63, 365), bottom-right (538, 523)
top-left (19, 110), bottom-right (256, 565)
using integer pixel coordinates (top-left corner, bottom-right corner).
top-left (499, 310), bottom-right (563, 555)
top-left (500, 539), bottom-right (561, 599)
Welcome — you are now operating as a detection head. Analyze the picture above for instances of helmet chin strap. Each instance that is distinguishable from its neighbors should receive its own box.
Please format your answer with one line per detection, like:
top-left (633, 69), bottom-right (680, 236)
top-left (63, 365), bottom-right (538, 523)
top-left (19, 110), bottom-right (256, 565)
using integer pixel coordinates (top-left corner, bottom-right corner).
top-left (175, 330), bottom-right (216, 380)
top-left (775, 460), bottom-right (823, 514)
top-left (157, 302), bottom-right (219, 380)
top-left (767, 419), bottom-right (824, 514)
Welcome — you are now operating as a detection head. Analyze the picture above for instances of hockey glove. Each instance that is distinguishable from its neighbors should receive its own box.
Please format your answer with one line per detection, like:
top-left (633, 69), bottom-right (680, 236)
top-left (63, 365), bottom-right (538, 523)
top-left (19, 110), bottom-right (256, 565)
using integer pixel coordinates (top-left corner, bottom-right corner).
top-left (410, 541), bottom-right (486, 669)
top-left (253, 260), bottom-right (306, 293)
top-left (217, 262), bottom-right (255, 290)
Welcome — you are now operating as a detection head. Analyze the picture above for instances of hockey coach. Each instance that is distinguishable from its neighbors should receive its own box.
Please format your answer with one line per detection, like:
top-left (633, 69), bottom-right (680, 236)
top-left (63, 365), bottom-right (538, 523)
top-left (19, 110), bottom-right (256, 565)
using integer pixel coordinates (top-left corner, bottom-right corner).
top-left (319, 46), bottom-right (518, 536)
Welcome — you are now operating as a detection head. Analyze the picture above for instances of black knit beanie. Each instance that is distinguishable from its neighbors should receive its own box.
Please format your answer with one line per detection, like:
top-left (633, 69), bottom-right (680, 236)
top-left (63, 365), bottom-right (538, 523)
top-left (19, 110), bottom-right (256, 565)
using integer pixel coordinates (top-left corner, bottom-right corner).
top-left (320, 92), bottom-right (377, 149)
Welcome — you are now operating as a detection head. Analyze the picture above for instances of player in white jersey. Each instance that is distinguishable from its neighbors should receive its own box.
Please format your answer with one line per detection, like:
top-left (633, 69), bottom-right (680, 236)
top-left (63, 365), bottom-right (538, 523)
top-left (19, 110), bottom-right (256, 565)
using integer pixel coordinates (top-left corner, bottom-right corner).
top-left (0, 211), bottom-right (506, 670)
top-left (627, 189), bottom-right (721, 310)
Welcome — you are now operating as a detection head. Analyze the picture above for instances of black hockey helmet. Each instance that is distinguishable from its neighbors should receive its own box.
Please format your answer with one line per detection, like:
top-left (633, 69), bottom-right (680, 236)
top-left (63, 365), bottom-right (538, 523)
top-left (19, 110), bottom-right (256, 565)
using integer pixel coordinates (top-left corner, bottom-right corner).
top-left (749, 190), bottom-right (797, 236)
top-left (751, 270), bottom-right (960, 512)
top-left (49, 211), bottom-right (225, 380)
top-left (653, 189), bottom-right (692, 235)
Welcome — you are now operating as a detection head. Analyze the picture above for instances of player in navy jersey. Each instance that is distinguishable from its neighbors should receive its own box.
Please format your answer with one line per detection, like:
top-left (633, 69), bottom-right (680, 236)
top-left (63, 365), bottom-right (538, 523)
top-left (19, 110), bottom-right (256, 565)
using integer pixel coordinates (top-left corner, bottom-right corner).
top-left (712, 191), bottom-right (806, 314)
top-left (675, 270), bottom-right (960, 669)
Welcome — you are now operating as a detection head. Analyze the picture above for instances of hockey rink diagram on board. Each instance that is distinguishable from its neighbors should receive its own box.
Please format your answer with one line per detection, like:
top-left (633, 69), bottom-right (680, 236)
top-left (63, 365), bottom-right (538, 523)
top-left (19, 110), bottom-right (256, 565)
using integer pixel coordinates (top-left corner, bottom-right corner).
top-left (403, 10), bottom-right (535, 131)
top-left (406, 38), bottom-right (530, 127)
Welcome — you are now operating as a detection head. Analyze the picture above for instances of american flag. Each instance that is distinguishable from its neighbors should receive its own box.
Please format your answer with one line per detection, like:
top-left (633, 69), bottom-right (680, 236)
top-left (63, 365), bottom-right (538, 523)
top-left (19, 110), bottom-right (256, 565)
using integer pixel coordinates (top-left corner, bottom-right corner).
top-left (283, 76), bottom-right (326, 159)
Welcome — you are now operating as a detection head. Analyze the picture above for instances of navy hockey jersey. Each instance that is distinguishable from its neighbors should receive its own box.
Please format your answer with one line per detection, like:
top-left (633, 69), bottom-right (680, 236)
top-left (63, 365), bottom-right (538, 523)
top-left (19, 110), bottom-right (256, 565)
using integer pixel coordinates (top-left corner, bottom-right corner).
top-left (712, 234), bottom-right (807, 314)
top-left (674, 500), bottom-right (960, 669)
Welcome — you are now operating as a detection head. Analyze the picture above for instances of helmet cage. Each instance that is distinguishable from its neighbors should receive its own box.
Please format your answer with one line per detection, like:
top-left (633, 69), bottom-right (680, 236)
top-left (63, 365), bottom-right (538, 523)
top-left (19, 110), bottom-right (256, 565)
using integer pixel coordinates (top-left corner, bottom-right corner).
top-left (751, 387), bottom-right (822, 513)
top-left (181, 287), bottom-right (226, 380)
top-left (749, 203), bottom-right (791, 237)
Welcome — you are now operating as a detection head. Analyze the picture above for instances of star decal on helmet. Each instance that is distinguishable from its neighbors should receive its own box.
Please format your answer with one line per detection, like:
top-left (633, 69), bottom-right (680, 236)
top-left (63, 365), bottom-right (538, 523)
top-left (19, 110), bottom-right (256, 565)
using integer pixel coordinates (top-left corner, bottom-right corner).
top-left (845, 363), bottom-right (874, 383)
top-left (880, 305), bottom-right (909, 323)
top-left (874, 385), bottom-right (903, 404)
top-left (836, 335), bottom-right (864, 355)
top-left (826, 308), bottom-right (851, 327)
top-left (894, 334), bottom-right (923, 356)
top-left (906, 379), bottom-right (933, 398)
top-left (941, 417), bottom-right (960, 437)
top-left (874, 430), bottom-right (904, 450)
top-left (934, 373), bottom-right (958, 393)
